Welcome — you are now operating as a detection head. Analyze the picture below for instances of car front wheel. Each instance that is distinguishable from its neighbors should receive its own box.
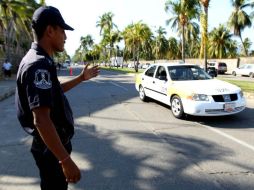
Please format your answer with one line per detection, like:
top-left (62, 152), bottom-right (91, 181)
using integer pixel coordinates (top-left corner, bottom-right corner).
top-left (139, 85), bottom-right (148, 102)
top-left (171, 95), bottom-right (184, 119)
top-left (232, 71), bottom-right (236, 76)
top-left (249, 72), bottom-right (254, 78)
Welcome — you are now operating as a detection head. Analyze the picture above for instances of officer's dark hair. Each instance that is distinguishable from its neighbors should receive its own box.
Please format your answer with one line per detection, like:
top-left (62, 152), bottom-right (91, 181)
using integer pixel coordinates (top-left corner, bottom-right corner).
top-left (32, 22), bottom-right (47, 41)
top-left (32, 22), bottom-right (58, 41)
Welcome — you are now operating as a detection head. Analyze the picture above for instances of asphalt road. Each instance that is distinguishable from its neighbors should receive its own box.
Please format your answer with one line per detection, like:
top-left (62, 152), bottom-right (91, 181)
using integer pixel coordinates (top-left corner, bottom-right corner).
top-left (0, 67), bottom-right (254, 190)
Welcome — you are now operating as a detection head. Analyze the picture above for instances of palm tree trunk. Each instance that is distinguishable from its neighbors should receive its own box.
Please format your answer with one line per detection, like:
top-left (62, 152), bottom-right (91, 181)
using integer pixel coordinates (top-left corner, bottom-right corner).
top-left (181, 25), bottom-right (185, 63)
top-left (204, 6), bottom-right (208, 71)
top-left (239, 33), bottom-right (248, 56)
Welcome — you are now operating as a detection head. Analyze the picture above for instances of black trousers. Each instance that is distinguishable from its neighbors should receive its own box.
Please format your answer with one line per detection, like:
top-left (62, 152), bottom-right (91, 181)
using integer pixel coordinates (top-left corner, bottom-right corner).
top-left (31, 137), bottom-right (72, 190)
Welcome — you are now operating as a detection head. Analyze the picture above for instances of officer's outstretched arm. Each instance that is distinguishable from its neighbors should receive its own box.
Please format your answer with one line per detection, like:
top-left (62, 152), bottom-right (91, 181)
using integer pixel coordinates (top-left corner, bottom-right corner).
top-left (61, 63), bottom-right (99, 92)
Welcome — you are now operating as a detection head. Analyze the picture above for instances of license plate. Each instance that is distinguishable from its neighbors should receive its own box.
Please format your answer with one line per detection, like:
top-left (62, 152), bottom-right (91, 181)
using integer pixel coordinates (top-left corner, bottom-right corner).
top-left (224, 103), bottom-right (235, 112)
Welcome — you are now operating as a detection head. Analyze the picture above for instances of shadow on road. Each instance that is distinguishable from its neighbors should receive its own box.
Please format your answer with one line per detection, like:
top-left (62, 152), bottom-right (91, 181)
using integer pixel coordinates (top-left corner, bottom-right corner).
top-left (70, 122), bottom-right (254, 190)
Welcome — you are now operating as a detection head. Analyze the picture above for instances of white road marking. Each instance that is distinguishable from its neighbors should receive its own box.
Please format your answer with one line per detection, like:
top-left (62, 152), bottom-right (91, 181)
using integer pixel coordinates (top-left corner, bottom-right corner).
top-left (110, 82), bottom-right (128, 91)
top-left (200, 124), bottom-right (254, 152)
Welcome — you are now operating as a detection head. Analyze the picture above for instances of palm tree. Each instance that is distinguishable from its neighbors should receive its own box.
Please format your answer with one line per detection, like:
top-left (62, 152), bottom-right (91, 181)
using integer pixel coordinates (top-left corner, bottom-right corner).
top-left (80, 35), bottom-right (94, 51)
top-left (79, 34), bottom-right (94, 61)
top-left (103, 30), bottom-right (122, 65)
top-left (167, 37), bottom-right (181, 59)
top-left (227, 40), bottom-right (239, 58)
top-left (228, 0), bottom-right (252, 56)
top-left (241, 37), bottom-right (252, 56)
top-left (89, 44), bottom-right (102, 64)
top-left (208, 24), bottom-right (235, 58)
top-left (199, 0), bottom-right (210, 71)
top-left (122, 21), bottom-right (152, 72)
top-left (184, 20), bottom-right (200, 58)
top-left (96, 12), bottom-right (120, 65)
top-left (188, 36), bottom-right (201, 58)
top-left (165, 0), bottom-right (200, 62)
top-left (0, 0), bottom-right (40, 59)
top-left (54, 50), bottom-right (69, 65)
top-left (96, 12), bottom-right (116, 35)
top-left (153, 26), bottom-right (169, 60)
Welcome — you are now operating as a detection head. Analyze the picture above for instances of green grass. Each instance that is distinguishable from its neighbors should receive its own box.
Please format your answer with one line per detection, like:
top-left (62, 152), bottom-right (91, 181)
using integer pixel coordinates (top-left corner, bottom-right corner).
top-left (217, 78), bottom-right (254, 92)
top-left (100, 67), bottom-right (254, 92)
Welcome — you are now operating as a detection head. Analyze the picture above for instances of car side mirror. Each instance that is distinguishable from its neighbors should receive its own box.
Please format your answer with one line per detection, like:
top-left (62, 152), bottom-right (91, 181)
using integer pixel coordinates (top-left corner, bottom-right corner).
top-left (159, 75), bottom-right (167, 81)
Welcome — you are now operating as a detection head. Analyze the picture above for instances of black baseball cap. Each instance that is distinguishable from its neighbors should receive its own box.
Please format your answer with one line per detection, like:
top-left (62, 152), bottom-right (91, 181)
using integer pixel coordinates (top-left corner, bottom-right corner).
top-left (32, 6), bottom-right (74, 31)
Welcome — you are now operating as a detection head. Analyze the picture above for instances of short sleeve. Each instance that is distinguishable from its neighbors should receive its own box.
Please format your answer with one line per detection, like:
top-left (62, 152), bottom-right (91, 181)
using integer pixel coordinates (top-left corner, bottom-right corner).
top-left (25, 64), bottom-right (53, 110)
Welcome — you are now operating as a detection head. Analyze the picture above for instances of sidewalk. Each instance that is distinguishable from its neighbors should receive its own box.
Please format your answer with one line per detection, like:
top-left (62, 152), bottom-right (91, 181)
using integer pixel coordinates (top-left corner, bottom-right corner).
top-left (0, 75), bottom-right (17, 101)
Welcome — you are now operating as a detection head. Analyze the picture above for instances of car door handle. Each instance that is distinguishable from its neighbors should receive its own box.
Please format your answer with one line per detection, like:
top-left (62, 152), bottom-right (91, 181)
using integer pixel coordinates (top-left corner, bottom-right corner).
top-left (142, 78), bottom-right (144, 80)
top-left (153, 81), bottom-right (155, 84)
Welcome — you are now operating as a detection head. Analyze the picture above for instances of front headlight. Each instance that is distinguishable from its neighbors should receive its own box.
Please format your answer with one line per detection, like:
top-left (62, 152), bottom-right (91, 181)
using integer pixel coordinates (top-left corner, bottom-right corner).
top-left (191, 94), bottom-right (209, 101)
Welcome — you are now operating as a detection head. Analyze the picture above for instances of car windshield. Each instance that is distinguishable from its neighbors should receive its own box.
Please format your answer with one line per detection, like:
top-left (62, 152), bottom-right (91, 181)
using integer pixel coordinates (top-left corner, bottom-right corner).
top-left (168, 65), bottom-right (212, 81)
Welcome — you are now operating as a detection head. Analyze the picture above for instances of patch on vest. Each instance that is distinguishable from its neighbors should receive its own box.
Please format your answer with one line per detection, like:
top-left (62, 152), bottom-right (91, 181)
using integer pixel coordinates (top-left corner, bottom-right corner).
top-left (34, 69), bottom-right (52, 89)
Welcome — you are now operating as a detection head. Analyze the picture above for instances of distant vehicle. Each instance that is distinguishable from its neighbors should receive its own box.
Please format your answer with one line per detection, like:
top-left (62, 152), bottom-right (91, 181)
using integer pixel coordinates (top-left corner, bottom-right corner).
top-left (207, 67), bottom-right (217, 77)
top-left (207, 61), bottom-right (227, 74)
top-left (128, 63), bottom-right (134, 68)
top-left (110, 57), bottom-right (123, 67)
top-left (135, 62), bottom-right (246, 118)
top-left (142, 63), bottom-right (150, 69)
top-left (232, 64), bottom-right (254, 78)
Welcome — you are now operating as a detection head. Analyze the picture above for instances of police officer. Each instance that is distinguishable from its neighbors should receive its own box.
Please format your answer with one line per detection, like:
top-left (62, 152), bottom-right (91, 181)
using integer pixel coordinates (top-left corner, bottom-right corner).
top-left (15, 6), bottom-right (99, 190)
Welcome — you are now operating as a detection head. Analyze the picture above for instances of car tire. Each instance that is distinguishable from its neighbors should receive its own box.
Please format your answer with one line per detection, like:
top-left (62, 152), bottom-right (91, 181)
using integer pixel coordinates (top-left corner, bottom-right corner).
top-left (139, 85), bottom-right (148, 102)
top-left (171, 95), bottom-right (184, 119)
top-left (232, 71), bottom-right (236, 76)
top-left (249, 72), bottom-right (254, 78)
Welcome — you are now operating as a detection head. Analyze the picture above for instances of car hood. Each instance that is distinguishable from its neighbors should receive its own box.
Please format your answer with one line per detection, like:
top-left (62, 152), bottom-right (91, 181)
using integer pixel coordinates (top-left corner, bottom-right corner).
top-left (170, 79), bottom-right (241, 95)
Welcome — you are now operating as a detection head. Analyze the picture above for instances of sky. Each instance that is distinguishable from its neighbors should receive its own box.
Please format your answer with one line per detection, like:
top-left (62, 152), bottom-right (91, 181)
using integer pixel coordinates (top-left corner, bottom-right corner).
top-left (45, 0), bottom-right (254, 56)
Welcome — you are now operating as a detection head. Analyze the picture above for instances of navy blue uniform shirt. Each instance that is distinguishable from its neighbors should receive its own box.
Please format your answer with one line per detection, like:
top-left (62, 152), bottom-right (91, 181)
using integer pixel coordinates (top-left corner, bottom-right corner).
top-left (15, 43), bottom-right (74, 142)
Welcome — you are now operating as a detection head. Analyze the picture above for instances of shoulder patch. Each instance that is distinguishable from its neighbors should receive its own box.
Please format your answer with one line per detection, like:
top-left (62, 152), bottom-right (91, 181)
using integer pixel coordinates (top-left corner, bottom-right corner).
top-left (34, 69), bottom-right (52, 89)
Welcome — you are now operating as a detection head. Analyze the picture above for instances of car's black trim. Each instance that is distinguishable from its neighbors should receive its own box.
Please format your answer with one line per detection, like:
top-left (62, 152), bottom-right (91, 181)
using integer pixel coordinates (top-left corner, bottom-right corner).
top-left (144, 87), bottom-right (167, 96)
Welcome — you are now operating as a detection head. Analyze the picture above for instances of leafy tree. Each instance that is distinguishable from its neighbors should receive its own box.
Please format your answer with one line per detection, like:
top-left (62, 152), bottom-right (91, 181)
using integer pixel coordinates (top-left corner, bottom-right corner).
top-left (208, 24), bottom-right (235, 58)
top-left (79, 34), bottom-right (94, 62)
top-left (165, 0), bottom-right (200, 62)
top-left (54, 50), bottom-right (70, 64)
top-left (241, 37), bottom-right (252, 56)
top-left (0, 0), bottom-right (42, 59)
top-left (227, 40), bottom-right (239, 58)
top-left (228, 0), bottom-right (252, 56)
top-left (122, 21), bottom-right (152, 72)
top-left (96, 12), bottom-right (116, 35)
top-left (167, 37), bottom-right (181, 59)
top-left (152, 26), bottom-right (169, 60)
top-left (96, 12), bottom-right (120, 65)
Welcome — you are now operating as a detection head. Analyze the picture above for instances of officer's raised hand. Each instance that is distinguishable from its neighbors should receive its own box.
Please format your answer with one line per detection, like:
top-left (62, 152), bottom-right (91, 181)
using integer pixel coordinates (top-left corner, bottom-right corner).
top-left (80, 63), bottom-right (99, 81)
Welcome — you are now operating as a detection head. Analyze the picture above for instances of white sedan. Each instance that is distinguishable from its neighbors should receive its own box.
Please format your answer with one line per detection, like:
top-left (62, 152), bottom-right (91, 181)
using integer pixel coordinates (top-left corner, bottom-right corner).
top-left (135, 63), bottom-right (246, 118)
top-left (232, 64), bottom-right (254, 78)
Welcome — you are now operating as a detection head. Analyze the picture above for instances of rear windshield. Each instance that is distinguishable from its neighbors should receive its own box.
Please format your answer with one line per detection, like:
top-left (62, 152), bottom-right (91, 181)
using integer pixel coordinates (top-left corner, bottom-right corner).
top-left (218, 62), bottom-right (227, 66)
